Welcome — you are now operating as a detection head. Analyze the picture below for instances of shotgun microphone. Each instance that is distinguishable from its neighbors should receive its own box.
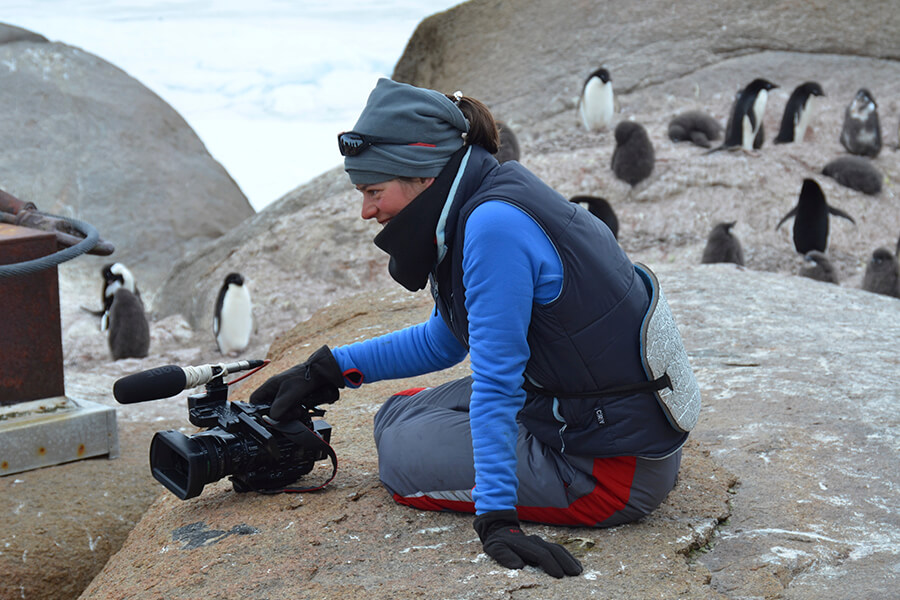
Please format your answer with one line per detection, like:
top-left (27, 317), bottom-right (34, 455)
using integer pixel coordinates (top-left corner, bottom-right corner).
top-left (113, 360), bottom-right (265, 404)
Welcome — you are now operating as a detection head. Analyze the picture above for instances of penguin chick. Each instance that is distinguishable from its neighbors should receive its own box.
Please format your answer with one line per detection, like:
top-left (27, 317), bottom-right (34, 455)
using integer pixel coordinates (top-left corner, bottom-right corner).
top-left (214, 272), bottom-right (253, 356)
top-left (494, 121), bottom-right (521, 164)
top-left (715, 78), bottom-right (778, 152)
top-left (578, 68), bottom-right (615, 131)
top-left (668, 110), bottom-right (723, 148)
top-left (776, 178), bottom-right (855, 254)
top-left (861, 247), bottom-right (900, 298)
top-left (611, 121), bottom-right (655, 187)
top-left (799, 250), bottom-right (839, 284)
top-left (569, 195), bottom-right (619, 239)
top-left (701, 221), bottom-right (744, 266)
top-left (840, 88), bottom-right (881, 158)
top-left (822, 156), bottom-right (882, 196)
top-left (107, 288), bottom-right (150, 360)
top-left (774, 82), bottom-right (825, 144)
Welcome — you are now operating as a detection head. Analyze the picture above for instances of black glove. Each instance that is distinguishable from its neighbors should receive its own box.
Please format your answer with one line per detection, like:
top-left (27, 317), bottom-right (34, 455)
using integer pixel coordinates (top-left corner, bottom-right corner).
top-left (473, 510), bottom-right (583, 578)
top-left (249, 345), bottom-right (346, 421)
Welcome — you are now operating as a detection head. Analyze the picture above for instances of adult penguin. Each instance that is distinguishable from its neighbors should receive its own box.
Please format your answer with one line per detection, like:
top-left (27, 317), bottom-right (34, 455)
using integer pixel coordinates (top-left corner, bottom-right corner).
top-left (840, 88), bottom-right (881, 157)
top-left (213, 272), bottom-right (253, 356)
top-left (774, 82), bottom-right (825, 144)
top-left (577, 68), bottom-right (615, 131)
top-left (776, 178), bottom-right (855, 254)
top-left (83, 262), bottom-right (141, 331)
top-left (714, 78), bottom-right (778, 152)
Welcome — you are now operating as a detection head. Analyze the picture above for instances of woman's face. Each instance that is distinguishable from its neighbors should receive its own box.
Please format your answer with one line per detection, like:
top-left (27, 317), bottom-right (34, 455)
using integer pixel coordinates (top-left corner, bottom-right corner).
top-left (356, 177), bottom-right (434, 226)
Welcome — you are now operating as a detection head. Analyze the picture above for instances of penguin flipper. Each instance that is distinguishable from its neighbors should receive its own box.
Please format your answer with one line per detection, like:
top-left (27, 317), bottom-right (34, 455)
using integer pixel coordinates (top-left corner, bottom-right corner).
top-left (81, 305), bottom-right (106, 317)
top-left (828, 205), bottom-right (856, 225)
top-left (775, 207), bottom-right (798, 230)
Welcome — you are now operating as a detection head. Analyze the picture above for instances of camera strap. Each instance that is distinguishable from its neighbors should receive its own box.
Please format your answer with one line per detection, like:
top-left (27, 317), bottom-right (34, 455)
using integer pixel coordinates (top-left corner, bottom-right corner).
top-left (260, 419), bottom-right (338, 494)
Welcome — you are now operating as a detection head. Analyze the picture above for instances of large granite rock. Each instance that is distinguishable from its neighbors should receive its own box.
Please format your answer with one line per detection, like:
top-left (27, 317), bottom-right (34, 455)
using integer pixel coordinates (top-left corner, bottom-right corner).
top-left (393, 0), bottom-right (900, 131)
top-left (147, 0), bottom-right (900, 354)
top-left (0, 24), bottom-right (254, 294)
top-left (76, 264), bottom-right (900, 599)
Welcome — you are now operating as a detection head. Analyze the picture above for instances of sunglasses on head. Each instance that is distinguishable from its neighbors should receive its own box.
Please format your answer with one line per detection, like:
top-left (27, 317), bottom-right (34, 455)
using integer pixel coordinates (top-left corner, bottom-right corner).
top-left (337, 131), bottom-right (435, 156)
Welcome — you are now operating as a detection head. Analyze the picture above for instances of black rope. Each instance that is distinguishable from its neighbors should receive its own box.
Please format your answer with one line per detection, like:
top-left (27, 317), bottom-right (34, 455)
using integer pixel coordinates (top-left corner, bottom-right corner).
top-left (0, 212), bottom-right (99, 279)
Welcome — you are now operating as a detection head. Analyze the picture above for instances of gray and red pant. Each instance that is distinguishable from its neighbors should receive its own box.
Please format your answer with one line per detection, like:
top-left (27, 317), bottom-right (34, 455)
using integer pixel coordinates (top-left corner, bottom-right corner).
top-left (373, 376), bottom-right (682, 527)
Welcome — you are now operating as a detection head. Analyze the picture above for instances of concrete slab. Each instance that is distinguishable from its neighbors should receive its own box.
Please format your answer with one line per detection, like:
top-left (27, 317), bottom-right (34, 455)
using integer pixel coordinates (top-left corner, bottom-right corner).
top-left (0, 396), bottom-right (118, 476)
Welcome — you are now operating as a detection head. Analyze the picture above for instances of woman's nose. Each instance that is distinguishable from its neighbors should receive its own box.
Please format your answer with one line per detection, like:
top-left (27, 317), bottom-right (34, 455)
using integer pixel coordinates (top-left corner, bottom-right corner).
top-left (361, 197), bottom-right (377, 220)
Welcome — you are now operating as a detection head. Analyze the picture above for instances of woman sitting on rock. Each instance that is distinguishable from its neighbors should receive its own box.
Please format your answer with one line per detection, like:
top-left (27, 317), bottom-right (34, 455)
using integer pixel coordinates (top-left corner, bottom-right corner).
top-left (251, 78), bottom-right (698, 578)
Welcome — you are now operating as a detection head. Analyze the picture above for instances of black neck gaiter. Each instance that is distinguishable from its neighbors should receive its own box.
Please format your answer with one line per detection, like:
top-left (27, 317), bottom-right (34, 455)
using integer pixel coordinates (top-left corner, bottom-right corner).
top-left (373, 147), bottom-right (467, 291)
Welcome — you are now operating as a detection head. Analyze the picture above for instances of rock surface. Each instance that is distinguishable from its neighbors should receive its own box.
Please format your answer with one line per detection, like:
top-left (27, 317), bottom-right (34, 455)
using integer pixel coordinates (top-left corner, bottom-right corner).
top-left (0, 24), bottom-right (255, 293)
top-left (77, 265), bottom-right (900, 599)
top-left (2, 1), bottom-right (900, 598)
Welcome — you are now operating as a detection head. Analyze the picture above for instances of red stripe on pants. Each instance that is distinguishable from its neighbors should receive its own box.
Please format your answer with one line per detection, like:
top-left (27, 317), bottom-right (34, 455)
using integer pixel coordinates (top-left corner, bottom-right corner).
top-left (392, 387), bottom-right (427, 397)
top-left (391, 455), bottom-right (637, 527)
top-left (393, 494), bottom-right (475, 514)
top-left (518, 455), bottom-right (637, 526)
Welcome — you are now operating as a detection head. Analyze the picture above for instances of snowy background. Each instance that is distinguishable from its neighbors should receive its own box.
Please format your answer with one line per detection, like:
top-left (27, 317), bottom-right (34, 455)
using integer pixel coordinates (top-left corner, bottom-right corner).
top-left (2, 0), bottom-right (462, 211)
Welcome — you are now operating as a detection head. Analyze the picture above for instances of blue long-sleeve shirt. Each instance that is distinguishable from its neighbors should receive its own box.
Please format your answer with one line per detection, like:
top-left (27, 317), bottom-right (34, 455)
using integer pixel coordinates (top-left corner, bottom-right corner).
top-left (333, 200), bottom-right (563, 513)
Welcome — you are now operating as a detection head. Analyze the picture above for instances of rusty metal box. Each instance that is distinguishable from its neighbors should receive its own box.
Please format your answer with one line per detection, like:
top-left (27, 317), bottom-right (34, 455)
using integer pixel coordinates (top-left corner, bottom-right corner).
top-left (0, 224), bottom-right (65, 405)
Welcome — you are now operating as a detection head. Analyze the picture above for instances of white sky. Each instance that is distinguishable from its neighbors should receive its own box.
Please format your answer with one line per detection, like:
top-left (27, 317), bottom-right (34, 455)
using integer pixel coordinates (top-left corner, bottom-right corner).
top-left (2, 1), bottom-right (463, 210)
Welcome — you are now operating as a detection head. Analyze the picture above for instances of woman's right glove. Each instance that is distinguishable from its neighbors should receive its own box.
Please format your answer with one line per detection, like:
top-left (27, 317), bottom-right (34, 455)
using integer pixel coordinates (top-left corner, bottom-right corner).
top-left (249, 345), bottom-right (346, 421)
top-left (473, 510), bottom-right (583, 578)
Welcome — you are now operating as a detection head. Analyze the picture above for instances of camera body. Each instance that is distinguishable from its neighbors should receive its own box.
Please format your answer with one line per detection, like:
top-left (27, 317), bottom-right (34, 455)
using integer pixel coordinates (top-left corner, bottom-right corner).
top-left (150, 378), bottom-right (332, 500)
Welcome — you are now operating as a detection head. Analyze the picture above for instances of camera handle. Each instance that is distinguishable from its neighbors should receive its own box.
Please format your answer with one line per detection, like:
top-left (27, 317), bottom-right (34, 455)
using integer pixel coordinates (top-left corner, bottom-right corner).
top-left (257, 416), bottom-right (338, 494)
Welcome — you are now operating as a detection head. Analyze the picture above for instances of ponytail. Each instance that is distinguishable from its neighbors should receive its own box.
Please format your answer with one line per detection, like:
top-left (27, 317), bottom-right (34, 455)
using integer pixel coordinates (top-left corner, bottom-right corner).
top-left (446, 92), bottom-right (500, 154)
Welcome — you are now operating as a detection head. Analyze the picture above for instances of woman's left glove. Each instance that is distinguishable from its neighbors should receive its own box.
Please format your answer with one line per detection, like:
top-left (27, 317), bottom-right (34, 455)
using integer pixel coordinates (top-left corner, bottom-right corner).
top-left (473, 510), bottom-right (583, 578)
top-left (249, 345), bottom-right (346, 421)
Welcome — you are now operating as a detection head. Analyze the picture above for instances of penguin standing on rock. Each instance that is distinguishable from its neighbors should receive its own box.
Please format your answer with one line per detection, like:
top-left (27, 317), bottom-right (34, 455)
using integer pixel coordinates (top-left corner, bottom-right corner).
top-left (611, 121), bottom-right (654, 187)
top-left (577, 68), bottom-right (615, 132)
top-left (861, 248), bottom-right (900, 298)
top-left (701, 221), bottom-right (744, 266)
top-left (107, 288), bottom-right (150, 360)
top-left (799, 250), bottom-right (839, 284)
top-left (569, 195), bottom-right (619, 239)
top-left (774, 81), bottom-right (825, 144)
top-left (713, 78), bottom-right (778, 152)
top-left (776, 178), bottom-right (855, 255)
top-left (214, 272), bottom-right (253, 356)
top-left (840, 88), bottom-right (881, 157)
top-left (82, 262), bottom-right (141, 331)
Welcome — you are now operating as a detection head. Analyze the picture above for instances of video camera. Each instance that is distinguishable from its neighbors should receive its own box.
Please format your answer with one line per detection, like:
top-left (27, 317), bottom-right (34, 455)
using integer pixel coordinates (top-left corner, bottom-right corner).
top-left (113, 360), bottom-right (335, 500)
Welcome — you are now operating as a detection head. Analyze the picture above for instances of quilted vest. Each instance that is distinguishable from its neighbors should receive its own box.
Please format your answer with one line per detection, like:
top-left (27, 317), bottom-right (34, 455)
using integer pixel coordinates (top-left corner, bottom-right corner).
top-left (430, 147), bottom-right (688, 458)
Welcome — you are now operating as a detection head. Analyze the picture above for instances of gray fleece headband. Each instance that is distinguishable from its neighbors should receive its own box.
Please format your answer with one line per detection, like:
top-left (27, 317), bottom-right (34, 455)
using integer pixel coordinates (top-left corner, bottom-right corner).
top-left (343, 78), bottom-right (469, 185)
